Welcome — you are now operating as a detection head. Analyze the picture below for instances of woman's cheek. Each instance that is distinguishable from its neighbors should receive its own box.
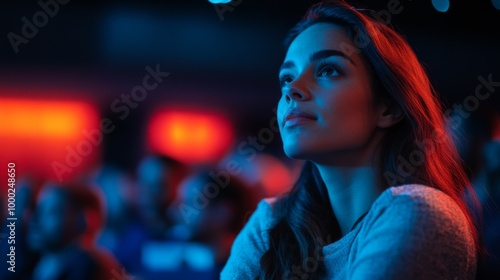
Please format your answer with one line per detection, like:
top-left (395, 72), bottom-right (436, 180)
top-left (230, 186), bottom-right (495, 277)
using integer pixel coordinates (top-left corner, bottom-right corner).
top-left (277, 98), bottom-right (287, 128)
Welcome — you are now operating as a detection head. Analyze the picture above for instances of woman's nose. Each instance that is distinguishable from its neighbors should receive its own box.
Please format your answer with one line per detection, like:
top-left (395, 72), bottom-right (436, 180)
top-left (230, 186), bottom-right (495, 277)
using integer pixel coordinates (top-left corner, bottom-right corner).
top-left (283, 77), bottom-right (311, 102)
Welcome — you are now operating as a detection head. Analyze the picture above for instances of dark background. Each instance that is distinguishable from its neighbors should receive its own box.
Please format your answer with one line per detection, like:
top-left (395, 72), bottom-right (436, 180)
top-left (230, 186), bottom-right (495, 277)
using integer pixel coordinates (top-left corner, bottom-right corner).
top-left (1, 0), bottom-right (500, 170)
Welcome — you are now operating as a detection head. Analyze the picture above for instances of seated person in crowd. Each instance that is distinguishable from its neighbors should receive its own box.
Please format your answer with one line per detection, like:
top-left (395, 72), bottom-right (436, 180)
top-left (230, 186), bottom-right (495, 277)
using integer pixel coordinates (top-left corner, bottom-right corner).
top-left (0, 177), bottom-right (40, 280)
top-left (169, 169), bottom-right (259, 272)
top-left (90, 164), bottom-right (147, 276)
top-left (27, 182), bottom-right (121, 280)
top-left (136, 154), bottom-right (187, 240)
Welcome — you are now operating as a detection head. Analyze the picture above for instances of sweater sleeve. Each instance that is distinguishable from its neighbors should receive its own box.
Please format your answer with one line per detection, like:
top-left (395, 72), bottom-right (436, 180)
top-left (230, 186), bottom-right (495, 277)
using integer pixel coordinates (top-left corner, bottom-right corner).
top-left (220, 198), bottom-right (274, 280)
top-left (349, 185), bottom-right (477, 280)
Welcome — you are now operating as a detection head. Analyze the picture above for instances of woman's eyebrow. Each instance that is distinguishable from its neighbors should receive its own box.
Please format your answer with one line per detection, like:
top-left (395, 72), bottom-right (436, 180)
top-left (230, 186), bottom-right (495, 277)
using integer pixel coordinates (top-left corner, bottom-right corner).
top-left (280, 61), bottom-right (295, 72)
top-left (310, 49), bottom-right (356, 65)
top-left (280, 49), bottom-right (356, 72)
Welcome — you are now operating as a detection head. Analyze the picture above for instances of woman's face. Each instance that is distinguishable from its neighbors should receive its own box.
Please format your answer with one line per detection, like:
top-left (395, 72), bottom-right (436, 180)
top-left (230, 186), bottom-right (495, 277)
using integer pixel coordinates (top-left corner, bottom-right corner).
top-left (277, 23), bottom-right (382, 165)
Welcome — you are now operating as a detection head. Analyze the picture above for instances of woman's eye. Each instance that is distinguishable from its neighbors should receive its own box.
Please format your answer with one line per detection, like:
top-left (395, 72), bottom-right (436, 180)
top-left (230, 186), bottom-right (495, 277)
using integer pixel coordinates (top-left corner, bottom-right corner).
top-left (279, 75), bottom-right (294, 87)
top-left (318, 65), bottom-right (340, 77)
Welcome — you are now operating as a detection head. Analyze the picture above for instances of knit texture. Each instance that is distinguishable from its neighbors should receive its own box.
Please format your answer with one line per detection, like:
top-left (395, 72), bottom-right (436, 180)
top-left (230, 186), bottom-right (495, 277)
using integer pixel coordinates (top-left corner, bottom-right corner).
top-left (220, 184), bottom-right (477, 279)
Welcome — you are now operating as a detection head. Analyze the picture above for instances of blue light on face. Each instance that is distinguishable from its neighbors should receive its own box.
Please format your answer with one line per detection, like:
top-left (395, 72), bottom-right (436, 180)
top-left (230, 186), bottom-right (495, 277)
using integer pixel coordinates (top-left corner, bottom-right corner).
top-left (209, 0), bottom-right (232, 3)
top-left (432, 0), bottom-right (450, 13)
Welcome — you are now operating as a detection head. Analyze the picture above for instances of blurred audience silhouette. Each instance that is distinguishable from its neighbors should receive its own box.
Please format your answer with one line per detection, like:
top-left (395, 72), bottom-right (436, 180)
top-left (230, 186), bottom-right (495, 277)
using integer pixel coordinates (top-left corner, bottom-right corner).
top-left (27, 182), bottom-right (121, 280)
top-left (12, 133), bottom-right (500, 279)
top-left (136, 155), bottom-right (187, 240)
top-left (0, 177), bottom-right (40, 280)
top-left (0, 147), bottom-right (297, 279)
top-left (143, 167), bottom-right (258, 280)
top-left (89, 164), bottom-right (147, 276)
top-left (449, 110), bottom-right (500, 279)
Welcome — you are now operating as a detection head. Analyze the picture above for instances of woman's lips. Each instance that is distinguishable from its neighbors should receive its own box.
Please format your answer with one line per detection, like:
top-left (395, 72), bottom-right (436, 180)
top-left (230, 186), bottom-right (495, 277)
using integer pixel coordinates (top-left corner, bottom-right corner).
top-left (283, 108), bottom-right (317, 128)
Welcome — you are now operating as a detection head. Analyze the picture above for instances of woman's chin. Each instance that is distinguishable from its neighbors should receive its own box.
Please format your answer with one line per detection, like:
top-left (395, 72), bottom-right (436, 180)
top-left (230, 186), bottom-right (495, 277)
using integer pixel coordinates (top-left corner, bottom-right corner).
top-left (283, 145), bottom-right (314, 160)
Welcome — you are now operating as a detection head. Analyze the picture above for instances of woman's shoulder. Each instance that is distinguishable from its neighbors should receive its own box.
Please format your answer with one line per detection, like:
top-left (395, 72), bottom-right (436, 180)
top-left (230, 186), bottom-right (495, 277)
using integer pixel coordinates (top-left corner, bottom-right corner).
top-left (374, 184), bottom-right (465, 215)
top-left (261, 196), bottom-right (278, 207)
top-left (255, 196), bottom-right (276, 214)
top-left (363, 183), bottom-right (475, 252)
top-left (351, 184), bottom-right (477, 278)
top-left (229, 196), bottom-right (278, 248)
top-left (220, 197), bottom-right (277, 279)
top-left (385, 183), bottom-right (449, 198)
top-left (252, 197), bottom-right (279, 228)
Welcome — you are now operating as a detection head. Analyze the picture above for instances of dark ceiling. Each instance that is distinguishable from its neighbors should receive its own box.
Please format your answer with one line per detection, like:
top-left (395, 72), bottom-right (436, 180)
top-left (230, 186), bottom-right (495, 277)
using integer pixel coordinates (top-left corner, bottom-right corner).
top-left (1, 0), bottom-right (499, 118)
top-left (1, 0), bottom-right (499, 170)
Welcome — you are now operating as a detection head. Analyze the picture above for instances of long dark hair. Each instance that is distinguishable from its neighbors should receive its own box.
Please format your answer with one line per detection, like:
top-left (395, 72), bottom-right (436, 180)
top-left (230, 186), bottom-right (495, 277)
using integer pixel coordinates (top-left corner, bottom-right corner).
top-left (259, 1), bottom-right (480, 279)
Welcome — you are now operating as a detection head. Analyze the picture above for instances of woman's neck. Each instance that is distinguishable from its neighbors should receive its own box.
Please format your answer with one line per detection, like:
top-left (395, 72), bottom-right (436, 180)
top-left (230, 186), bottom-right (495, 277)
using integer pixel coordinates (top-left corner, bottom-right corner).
top-left (315, 164), bottom-right (383, 236)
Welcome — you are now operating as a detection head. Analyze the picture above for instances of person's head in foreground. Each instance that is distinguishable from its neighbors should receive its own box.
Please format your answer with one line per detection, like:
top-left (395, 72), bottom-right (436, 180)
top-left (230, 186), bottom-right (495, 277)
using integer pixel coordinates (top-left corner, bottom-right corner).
top-left (221, 1), bottom-right (481, 279)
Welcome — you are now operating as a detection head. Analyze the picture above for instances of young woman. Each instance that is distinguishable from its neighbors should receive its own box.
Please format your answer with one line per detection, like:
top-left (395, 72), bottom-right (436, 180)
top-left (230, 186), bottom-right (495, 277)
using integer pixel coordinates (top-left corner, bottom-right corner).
top-left (221, 1), bottom-right (480, 279)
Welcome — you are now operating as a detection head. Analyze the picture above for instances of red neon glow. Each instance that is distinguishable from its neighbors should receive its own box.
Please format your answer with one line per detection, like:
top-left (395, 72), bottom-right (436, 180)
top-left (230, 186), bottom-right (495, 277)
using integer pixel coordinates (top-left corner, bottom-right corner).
top-left (148, 111), bottom-right (234, 163)
top-left (255, 154), bottom-right (295, 196)
top-left (492, 113), bottom-right (500, 141)
top-left (0, 99), bottom-right (89, 139)
top-left (0, 98), bottom-right (100, 182)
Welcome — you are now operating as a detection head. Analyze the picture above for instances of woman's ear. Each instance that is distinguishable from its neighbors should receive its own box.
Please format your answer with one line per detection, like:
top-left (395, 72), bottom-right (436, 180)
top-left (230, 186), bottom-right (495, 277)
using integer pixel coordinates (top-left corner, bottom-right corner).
top-left (377, 101), bottom-right (404, 128)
